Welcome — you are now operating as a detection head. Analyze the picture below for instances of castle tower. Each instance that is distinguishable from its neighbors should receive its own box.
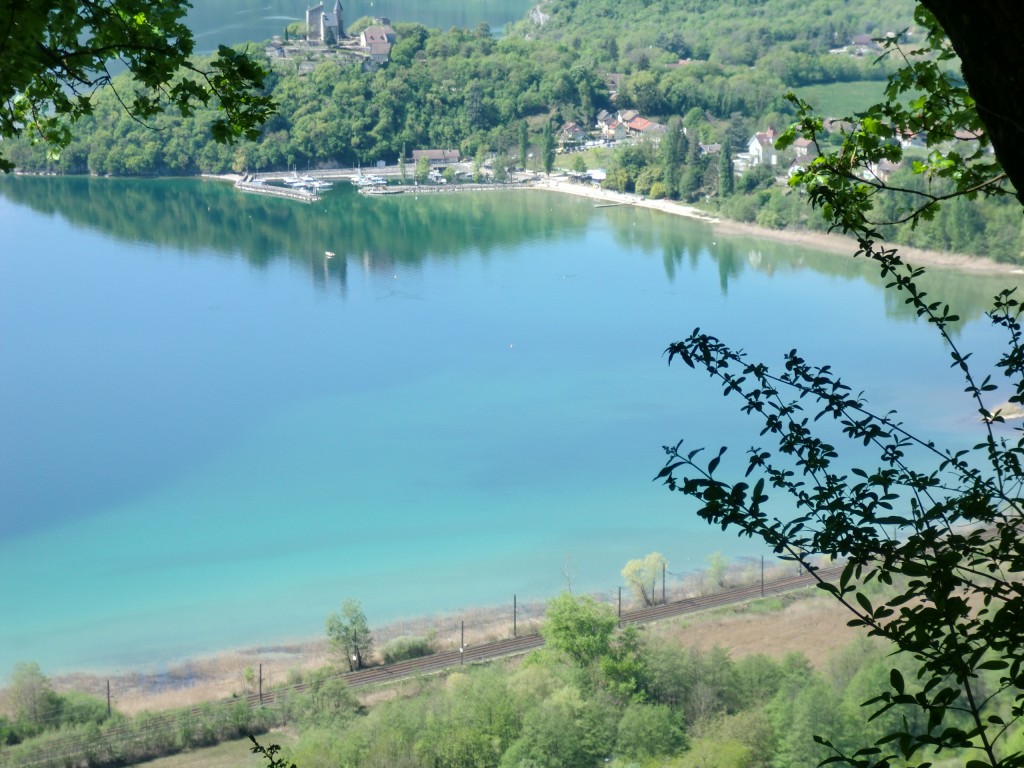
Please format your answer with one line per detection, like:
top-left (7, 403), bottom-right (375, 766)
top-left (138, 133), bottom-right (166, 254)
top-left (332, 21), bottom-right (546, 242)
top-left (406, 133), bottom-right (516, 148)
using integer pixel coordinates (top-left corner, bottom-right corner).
top-left (305, 3), bottom-right (324, 42)
top-left (334, 0), bottom-right (344, 37)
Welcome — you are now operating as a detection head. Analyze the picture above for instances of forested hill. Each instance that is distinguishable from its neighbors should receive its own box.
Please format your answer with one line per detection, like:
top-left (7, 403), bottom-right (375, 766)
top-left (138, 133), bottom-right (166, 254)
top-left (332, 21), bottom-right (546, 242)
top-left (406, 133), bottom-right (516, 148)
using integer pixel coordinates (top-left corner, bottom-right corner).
top-left (511, 0), bottom-right (918, 73)
top-left (7, 0), bottom-right (917, 178)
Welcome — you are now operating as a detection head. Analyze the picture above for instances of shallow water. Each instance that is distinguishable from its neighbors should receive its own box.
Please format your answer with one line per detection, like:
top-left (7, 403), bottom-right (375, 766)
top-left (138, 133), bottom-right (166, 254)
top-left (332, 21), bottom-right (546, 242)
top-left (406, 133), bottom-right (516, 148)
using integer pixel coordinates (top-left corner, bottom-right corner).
top-left (0, 177), bottom-right (1017, 675)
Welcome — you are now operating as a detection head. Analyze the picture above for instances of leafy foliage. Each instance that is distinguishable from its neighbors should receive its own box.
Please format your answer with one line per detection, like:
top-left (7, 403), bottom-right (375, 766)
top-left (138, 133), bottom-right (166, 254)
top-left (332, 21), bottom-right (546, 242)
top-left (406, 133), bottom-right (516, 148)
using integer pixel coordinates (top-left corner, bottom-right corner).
top-left (381, 636), bottom-right (437, 664)
top-left (326, 599), bottom-right (374, 670)
top-left (658, 8), bottom-right (1024, 768)
top-left (621, 552), bottom-right (668, 606)
top-left (0, 0), bottom-right (274, 172)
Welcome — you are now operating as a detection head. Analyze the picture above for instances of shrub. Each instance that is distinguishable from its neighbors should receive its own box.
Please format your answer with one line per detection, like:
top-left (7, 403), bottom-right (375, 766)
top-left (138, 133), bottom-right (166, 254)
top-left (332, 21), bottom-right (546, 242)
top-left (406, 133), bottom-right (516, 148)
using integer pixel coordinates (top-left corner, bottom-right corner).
top-left (381, 636), bottom-right (436, 664)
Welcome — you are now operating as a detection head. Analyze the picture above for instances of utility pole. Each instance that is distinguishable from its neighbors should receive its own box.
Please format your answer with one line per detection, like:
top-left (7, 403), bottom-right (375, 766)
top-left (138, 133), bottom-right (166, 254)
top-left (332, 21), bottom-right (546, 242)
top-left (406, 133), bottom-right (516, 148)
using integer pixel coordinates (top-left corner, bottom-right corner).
top-left (259, 663), bottom-right (263, 706)
top-left (106, 680), bottom-right (111, 719)
top-left (460, 621), bottom-right (465, 665)
top-left (662, 562), bottom-right (667, 604)
top-left (513, 594), bottom-right (517, 638)
top-left (617, 586), bottom-right (622, 625)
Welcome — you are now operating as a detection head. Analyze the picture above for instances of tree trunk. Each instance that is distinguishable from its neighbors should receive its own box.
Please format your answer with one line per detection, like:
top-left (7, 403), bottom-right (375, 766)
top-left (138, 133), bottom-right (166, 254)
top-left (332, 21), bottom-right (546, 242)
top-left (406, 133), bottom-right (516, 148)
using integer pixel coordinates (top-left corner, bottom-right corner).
top-left (920, 1), bottom-right (1024, 199)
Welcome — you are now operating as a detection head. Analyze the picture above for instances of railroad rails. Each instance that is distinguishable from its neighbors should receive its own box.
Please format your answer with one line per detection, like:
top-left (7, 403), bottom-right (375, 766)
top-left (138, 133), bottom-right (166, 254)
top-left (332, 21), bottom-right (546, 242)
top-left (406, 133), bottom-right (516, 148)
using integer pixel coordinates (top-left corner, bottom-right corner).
top-left (5, 563), bottom-right (841, 768)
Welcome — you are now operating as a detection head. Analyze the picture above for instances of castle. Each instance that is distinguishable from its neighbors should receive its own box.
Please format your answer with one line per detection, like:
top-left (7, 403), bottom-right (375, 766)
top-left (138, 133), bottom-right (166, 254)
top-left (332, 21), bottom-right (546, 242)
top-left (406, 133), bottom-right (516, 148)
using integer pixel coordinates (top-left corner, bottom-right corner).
top-left (306, 1), bottom-right (343, 44)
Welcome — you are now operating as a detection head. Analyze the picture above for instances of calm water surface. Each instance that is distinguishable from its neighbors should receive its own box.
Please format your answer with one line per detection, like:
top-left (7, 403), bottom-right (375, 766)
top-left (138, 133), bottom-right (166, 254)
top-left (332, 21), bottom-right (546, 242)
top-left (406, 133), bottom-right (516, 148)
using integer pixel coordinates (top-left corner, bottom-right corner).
top-left (0, 177), bottom-right (1017, 674)
top-left (187, 0), bottom-right (533, 50)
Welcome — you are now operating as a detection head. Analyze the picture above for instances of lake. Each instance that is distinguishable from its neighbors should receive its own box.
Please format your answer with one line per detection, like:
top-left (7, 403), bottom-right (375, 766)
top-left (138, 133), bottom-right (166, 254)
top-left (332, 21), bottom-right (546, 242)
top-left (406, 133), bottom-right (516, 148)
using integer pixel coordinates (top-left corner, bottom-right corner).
top-left (186, 0), bottom-right (535, 51)
top-left (0, 176), bottom-right (1017, 674)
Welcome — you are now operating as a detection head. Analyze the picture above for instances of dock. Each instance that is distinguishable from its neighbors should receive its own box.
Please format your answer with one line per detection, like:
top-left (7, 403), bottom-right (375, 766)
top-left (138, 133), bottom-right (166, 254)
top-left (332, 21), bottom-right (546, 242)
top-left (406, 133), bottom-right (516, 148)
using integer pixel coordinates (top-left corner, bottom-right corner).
top-left (234, 179), bottom-right (319, 203)
top-left (358, 181), bottom-right (525, 196)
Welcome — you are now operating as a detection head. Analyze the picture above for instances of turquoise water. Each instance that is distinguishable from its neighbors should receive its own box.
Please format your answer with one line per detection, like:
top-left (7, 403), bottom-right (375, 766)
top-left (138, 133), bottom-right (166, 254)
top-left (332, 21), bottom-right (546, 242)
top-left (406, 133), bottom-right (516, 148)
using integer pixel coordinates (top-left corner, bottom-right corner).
top-left (0, 177), bottom-right (1017, 675)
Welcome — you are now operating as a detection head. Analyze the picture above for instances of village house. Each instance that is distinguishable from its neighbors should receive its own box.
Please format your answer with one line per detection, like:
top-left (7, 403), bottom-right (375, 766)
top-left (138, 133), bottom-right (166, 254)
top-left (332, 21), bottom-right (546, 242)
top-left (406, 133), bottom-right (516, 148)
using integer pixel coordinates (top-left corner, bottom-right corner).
top-left (558, 122), bottom-right (589, 148)
top-left (595, 110), bottom-right (624, 141)
top-left (412, 149), bottom-right (461, 168)
top-left (360, 20), bottom-right (397, 63)
top-left (601, 119), bottom-right (627, 142)
top-left (306, 1), bottom-right (344, 44)
top-left (626, 116), bottom-right (665, 139)
top-left (617, 109), bottom-right (639, 125)
top-left (603, 74), bottom-right (624, 102)
top-left (898, 127), bottom-right (928, 150)
top-left (791, 137), bottom-right (817, 159)
top-left (864, 158), bottom-right (903, 183)
top-left (746, 127), bottom-right (778, 167)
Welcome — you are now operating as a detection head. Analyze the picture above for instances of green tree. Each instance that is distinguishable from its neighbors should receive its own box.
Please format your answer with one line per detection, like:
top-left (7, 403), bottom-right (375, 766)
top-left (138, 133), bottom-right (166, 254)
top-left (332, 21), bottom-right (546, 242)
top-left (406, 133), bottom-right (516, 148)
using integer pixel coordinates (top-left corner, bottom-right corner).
top-left (1, 0), bottom-right (274, 172)
top-left (473, 147), bottom-right (486, 183)
top-left (541, 593), bottom-right (617, 668)
top-left (542, 122), bottom-right (555, 176)
top-left (615, 702), bottom-right (688, 759)
top-left (718, 142), bottom-right (734, 197)
top-left (493, 151), bottom-right (512, 183)
top-left (6, 662), bottom-right (61, 738)
top-left (326, 599), bottom-right (373, 670)
top-left (571, 154), bottom-right (588, 174)
top-left (659, 9), bottom-right (1024, 768)
top-left (660, 116), bottom-right (686, 199)
top-left (415, 156), bottom-right (431, 183)
top-left (519, 121), bottom-right (530, 170)
top-left (621, 552), bottom-right (666, 606)
top-left (500, 686), bottom-right (615, 768)
top-left (680, 134), bottom-right (704, 201)
top-left (704, 551), bottom-right (728, 592)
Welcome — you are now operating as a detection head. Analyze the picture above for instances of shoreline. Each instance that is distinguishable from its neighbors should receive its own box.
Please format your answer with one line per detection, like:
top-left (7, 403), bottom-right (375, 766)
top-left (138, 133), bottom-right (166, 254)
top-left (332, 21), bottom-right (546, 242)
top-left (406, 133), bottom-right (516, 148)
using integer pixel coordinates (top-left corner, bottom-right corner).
top-left (36, 560), bottom-right (788, 715)
top-left (529, 177), bottom-right (1024, 278)
top-left (5, 173), bottom-right (1017, 714)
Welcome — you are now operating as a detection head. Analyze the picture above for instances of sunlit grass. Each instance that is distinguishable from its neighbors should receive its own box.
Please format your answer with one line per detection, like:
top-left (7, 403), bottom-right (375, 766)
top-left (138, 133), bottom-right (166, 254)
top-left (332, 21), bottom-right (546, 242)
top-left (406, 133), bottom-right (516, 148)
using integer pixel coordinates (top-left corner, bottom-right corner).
top-left (793, 80), bottom-right (888, 117)
top-left (133, 731), bottom-right (296, 768)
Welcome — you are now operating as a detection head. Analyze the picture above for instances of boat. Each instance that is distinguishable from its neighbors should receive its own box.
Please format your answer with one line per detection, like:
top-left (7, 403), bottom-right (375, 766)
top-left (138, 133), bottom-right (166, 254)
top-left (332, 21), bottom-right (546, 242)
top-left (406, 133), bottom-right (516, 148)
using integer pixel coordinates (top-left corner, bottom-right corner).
top-left (351, 175), bottom-right (387, 188)
top-left (325, 251), bottom-right (335, 258)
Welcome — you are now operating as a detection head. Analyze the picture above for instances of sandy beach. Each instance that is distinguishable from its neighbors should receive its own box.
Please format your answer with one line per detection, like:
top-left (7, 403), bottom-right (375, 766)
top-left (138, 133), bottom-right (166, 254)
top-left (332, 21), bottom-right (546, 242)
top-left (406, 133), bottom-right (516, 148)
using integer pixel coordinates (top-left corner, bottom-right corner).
top-left (530, 176), bottom-right (1024, 278)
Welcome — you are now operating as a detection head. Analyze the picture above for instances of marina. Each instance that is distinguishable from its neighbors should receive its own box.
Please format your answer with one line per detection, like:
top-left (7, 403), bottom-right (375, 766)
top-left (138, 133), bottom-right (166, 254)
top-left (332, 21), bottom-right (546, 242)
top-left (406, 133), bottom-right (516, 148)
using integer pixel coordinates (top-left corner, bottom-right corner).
top-left (231, 167), bottom-right (531, 201)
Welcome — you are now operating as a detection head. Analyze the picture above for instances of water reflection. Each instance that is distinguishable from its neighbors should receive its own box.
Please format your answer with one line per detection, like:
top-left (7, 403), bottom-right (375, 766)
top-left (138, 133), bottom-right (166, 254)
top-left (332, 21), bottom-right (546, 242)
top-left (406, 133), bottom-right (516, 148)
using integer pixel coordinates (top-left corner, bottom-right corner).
top-left (1, 176), bottom-right (1017, 324)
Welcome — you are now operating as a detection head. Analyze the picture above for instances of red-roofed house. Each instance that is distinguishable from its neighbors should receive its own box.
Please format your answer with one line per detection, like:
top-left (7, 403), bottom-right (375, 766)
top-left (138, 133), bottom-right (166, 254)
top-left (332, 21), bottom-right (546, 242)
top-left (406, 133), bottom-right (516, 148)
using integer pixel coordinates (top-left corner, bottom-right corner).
top-left (626, 116), bottom-right (666, 138)
top-left (360, 21), bottom-right (397, 63)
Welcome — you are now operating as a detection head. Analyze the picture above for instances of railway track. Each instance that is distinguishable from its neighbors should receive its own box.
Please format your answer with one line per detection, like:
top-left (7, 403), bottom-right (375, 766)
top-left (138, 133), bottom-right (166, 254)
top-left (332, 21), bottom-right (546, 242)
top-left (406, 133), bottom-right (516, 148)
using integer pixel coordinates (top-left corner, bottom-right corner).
top-left (4, 563), bottom-right (841, 768)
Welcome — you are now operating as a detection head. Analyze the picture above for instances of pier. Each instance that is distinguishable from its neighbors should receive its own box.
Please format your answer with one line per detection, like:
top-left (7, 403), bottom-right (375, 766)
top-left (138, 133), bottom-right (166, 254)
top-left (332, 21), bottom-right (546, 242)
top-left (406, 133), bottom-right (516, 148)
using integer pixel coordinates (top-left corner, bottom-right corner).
top-left (234, 179), bottom-right (319, 202)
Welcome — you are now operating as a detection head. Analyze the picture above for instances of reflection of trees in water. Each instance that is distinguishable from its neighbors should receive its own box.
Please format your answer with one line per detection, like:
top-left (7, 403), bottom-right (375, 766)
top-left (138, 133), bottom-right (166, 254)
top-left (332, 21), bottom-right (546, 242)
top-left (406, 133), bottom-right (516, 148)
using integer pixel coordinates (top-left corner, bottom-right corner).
top-left (0, 178), bottom-right (591, 295)
top-left (2, 177), bottom-right (1013, 321)
top-left (638, 208), bottom-right (1016, 325)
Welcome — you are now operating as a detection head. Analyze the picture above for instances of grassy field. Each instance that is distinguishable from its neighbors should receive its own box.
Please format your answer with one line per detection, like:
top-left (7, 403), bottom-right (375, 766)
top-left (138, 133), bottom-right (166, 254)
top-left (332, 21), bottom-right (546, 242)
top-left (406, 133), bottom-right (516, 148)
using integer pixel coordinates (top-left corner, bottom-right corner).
top-left (133, 732), bottom-right (296, 768)
top-left (793, 80), bottom-right (888, 117)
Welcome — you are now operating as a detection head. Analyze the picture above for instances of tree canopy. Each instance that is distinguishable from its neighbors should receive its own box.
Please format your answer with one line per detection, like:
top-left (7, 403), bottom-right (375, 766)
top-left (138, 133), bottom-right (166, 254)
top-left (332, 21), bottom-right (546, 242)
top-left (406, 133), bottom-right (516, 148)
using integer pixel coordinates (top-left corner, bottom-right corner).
top-left (659, 5), bottom-right (1024, 768)
top-left (0, 0), bottom-right (274, 172)
top-left (326, 599), bottom-right (374, 671)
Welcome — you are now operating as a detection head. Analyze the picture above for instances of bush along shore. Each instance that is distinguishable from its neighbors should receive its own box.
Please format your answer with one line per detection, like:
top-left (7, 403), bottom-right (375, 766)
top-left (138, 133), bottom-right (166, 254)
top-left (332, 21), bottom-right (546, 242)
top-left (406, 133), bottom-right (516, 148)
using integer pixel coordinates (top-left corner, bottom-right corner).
top-left (1, 557), bottom-right (840, 768)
